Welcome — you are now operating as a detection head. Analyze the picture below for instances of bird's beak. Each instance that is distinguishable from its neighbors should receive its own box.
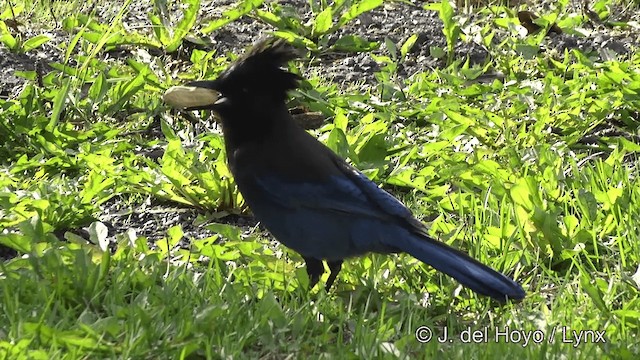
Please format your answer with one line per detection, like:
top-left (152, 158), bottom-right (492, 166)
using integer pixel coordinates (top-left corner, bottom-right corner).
top-left (163, 81), bottom-right (221, 110)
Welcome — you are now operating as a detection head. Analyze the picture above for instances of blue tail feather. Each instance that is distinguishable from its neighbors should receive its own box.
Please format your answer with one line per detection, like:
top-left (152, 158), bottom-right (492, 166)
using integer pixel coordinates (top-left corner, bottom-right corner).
top-left (389, 233), bottom-right (525, 301)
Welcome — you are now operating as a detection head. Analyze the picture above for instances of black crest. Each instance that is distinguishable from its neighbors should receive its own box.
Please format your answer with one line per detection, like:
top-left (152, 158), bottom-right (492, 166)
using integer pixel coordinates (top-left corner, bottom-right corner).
top-left (217, 37), bottom-right (302, 102)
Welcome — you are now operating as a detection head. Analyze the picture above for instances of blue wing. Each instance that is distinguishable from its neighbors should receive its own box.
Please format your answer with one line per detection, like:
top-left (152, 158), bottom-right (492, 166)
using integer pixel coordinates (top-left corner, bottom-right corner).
top-left (250, 157), bottom-right (421, 229)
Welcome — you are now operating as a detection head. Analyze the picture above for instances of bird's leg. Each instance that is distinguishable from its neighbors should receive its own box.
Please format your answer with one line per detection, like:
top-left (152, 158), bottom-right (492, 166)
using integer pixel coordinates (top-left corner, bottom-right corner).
top-left (324, 260), bottom-right (343, 291)
top-left (303, 256), bottom-right (324, 289)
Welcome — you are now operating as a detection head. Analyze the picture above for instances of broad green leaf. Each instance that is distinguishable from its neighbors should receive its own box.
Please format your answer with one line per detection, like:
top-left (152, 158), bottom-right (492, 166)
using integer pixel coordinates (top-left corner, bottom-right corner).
top-left (22, 34), bottom-right (50, 52)
top-left (327, 127), bottom-right (350, 159)
top-left (332, 35), bottom-right (379, 52)
top-left (0, 4), bottom-right (24, 18)
top-left (357, 133), bottom-right (387, 167)
top-left (312, 7), bottom-right (333, 37)
top-left (438, 0), bottom-right (454, 29)
top-left (510, 178), bottom-right (534, 210)
top-left (205, 223), bottom-right (242, 242)
top-left (0, 233), bottom-right (31, 253)
top-left (430, 46), bottom-right (446, 59)
top-left (105, 73), bottom-right (146, 115)
top-left (273, 30), bottom-right (317, 50)
top-left (0, 21), bottom-right (17, 49)
top-left (257, 292), bottom-right (286, 327)
top-left (563, 214), bottom-right (580, 237)
top-left (167, 0), bottom-right (200, 52)
top-left (81, 170), bottom-right (115, 204)
top-left (338, 0), bottom-right (383, 27)
top-left (88, 72), bottom-right (109, 104)
top-left (613, 310), bottom-right (640, 321)
top-left (581, 273), bottom-right (609, 314)
top-left (167, 225), bottom-right (184, 248)
top-left (201, 0), bottom-right (264, 34)
top-left (515, 44), bottom-right (540, 59)
top-left (127, 59), bottom-right (161, 86)
top-left (400, 34), bottom-right (418, 58)
top-left (254, 9), bottom-right (285, 28)
top-left (384, 37), bottom-right (397, 60)
top-left (333, 110), bottom-right (348, 131)
top-left (149, 14), bottom-right (170, 44)
top-left (618, 138), bottom-right (640, 152)
top-left (0, 32), bottom-right (17, 49)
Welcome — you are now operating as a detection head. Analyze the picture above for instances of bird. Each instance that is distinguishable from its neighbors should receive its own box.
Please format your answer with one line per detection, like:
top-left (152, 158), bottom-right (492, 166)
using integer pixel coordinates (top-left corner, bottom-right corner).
top-left (163, 38), bottom-right (526, 302)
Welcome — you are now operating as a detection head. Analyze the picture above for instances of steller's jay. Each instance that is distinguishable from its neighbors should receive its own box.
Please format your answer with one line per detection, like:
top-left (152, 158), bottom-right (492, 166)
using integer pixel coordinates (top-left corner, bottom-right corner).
top-left (163, 38), bottom-right (525, 301)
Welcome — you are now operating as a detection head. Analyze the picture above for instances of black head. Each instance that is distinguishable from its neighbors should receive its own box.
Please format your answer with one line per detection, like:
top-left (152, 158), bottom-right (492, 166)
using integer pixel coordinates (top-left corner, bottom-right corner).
top-left (163, 38), bottom-right (301, 114)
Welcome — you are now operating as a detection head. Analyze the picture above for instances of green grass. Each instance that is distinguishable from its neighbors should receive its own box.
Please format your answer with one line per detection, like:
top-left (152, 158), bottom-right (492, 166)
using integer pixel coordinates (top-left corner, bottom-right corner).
top-left (1, 0), bottom-right (640, 358)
